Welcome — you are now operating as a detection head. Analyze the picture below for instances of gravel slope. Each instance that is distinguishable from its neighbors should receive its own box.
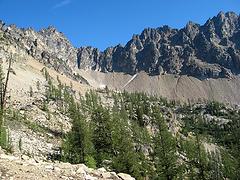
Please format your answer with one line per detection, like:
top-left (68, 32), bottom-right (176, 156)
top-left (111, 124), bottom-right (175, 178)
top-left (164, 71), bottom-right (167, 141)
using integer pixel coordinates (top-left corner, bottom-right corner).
top-left (78, 70), bottom-right (240, 105)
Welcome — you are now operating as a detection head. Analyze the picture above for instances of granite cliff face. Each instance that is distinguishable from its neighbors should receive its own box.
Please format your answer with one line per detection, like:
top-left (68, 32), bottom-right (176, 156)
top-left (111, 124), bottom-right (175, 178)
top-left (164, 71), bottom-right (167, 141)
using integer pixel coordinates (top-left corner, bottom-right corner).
top-left (1, 11), bottom-right (240, 79)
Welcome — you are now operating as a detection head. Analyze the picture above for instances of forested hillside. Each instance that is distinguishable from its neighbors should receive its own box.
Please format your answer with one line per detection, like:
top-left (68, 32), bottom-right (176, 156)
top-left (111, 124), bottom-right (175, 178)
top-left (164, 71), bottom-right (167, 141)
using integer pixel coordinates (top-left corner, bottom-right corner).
top-left (23, 69), bottom-right (239, 179)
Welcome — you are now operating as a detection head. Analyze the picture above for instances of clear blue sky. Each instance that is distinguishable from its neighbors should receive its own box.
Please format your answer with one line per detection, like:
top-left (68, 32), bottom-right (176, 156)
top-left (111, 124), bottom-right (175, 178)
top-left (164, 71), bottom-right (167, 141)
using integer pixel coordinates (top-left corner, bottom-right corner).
top-left (0, 0), bottom-right (240, 50)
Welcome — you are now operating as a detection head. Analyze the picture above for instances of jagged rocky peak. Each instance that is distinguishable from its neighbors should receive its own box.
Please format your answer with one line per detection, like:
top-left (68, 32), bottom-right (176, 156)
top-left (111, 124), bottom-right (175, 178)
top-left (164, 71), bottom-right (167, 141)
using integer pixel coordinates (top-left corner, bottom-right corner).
top-left (76, 11), bottom-right (240, 79)
top-left (0, 21), bottom-right (77, 75)
top-left (207, 11), bottom-right (239, 38)
top-left (140, 27), bottom-right (161, 42)
top-left (1, 11), bottom-right (240, 79)
top-left (125, 34), bottom-right (143, 50)
top-left (184, 21), bottom-right (200, 39)
top-left (39, 25), bottom-right (72, 44)
top-left (216, 11), bottom-right (239, 23)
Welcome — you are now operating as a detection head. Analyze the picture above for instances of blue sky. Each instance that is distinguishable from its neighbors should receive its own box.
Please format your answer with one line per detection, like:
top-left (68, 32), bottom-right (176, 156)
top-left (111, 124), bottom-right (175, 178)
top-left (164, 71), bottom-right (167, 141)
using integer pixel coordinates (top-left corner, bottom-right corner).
top-left (0, 0), bottom-right (240, 50)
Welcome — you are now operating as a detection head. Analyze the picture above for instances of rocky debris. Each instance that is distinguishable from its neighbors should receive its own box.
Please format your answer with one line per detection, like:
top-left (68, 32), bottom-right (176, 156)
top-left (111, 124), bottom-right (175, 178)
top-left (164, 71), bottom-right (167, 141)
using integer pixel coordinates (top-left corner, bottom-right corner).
top-left (1, 11), bottom-right (240, 79)
top-left (9, 127), bottom-right (56, 159)
top-left (0, 148), bottom-right (134, 180)
top-left (1, 62), bottom-right (73, 161)
top-left (204, 114), bottom-right (230, 125)
top-left (6, 93), bottom-right (70, 160)
top-left (0, 59), bottom-right (135, 179)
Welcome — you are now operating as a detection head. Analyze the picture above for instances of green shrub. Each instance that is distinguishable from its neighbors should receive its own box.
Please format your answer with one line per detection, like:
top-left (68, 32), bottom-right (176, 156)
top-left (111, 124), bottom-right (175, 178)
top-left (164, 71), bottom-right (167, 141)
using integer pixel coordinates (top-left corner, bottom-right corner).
top-left (0, 126), bottom-right (12, 152)
top-left (85, 155), bottom-right (97, 169)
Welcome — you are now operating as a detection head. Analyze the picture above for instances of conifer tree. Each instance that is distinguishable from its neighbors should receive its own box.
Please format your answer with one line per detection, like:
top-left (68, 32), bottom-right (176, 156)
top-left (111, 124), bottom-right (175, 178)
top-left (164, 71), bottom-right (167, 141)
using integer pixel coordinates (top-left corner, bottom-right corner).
top-left (111, 106), bottom-right (151, 179)
top-left (0, 57), bottom-right (12, 112)
top-left (62, 96), bottom-right (95, 166)
top-left (29, 86), bottom-right (33, 97)
top-left (208, 151), bottom-right (223, 179)
top-left (91, 105), bottom-right (113, 166)
top-left (0, 63), bottom-right (4, 121)
top-left (152, 106), bottom-right (179, 180)
top-left (62, 111), bottom-right (94, 165)
top-left (221, 149), bottom-right (238, 179)
top-left (183, 134), bottom-right (210, 179)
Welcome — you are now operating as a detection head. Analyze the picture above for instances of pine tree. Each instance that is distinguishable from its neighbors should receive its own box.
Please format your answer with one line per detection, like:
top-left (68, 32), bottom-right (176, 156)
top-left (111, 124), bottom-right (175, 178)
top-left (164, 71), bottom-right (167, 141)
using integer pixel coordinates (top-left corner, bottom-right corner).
top-left (183, 134), bottom-right (210, 179)
top-left (91, 105), bottom-right (113, 166)
top-left (29, 86), bottom-right (33, 97)
top-left (221, 149), bottom-right (238, 179)
top-left (62, 112), bottom-right (94, 164)
top-left (111, 107), bottom-right (151, 179)
top-left (36, 81), bottom-right (40, 91)
top-left (0, 58), bottom-right (12, 150)
top-left (231, 117), bottom-right (240, 177)
top-left (152, 106), bottom-right (179, 180)
top-left (208, 151), bottom-right (223, 179)
top-left (62, 98), bottom-right (95, 166)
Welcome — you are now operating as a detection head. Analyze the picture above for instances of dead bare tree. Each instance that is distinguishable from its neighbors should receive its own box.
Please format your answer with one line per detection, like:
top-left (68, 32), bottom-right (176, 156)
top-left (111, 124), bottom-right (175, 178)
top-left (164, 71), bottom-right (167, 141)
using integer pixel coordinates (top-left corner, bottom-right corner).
top-left (2, 56), bottom-right (12, 109)
top-left (0, 56), bottom-right (13, 126)
top-left (0, 65), bottom-right (4, 112)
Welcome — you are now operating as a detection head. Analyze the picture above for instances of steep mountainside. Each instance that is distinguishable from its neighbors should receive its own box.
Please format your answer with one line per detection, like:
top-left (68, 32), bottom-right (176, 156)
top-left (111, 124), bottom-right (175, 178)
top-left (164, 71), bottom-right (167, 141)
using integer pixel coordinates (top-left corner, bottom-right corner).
top-left (1, 11), bottom-right (240, 79)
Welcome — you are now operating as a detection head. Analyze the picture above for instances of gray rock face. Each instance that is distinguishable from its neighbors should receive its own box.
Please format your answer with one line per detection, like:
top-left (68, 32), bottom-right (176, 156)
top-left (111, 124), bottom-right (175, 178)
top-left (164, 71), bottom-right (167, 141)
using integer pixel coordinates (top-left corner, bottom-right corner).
top-left (1, 11), bottom-right (240, 79)
top-left (77, 11), bottom-right (240, 79)
top-left (0, 24), bottom-right (77, 78)
top-left (77, 47), bottom-right (100, 70)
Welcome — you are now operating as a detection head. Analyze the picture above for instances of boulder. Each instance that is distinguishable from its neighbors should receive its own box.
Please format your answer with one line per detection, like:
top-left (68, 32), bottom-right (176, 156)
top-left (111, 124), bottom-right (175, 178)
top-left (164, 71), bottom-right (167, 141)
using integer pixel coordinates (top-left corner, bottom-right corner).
top-left (117, 173), bottom-right (135, 180)
top-left (102, 172), bottom-right (120, 179)
top-left (21, 154), bottom-right (30, 161)
top-left (85, 174), bottom-right (98, 180)
top-left (97, 167), bottom-right (107, 172)
top-left (44, 164), bottom-right (54, 171)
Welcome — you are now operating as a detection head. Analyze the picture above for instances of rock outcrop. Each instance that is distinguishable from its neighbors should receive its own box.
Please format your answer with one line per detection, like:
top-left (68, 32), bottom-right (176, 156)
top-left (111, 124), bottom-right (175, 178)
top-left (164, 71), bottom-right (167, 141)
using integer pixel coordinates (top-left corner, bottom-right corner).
top-left (0, 148), bottom-right (135, 180)
top-left (0, 22), bottom-right (77, 78)
top-left (1, 11), bottom-right (240, 79)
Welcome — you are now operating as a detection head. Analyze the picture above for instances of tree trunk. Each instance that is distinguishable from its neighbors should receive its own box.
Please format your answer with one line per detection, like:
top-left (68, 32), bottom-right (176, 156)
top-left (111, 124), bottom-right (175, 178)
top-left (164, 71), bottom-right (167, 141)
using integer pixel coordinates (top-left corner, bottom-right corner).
top-left (1, 56), bottom-right (12, 110)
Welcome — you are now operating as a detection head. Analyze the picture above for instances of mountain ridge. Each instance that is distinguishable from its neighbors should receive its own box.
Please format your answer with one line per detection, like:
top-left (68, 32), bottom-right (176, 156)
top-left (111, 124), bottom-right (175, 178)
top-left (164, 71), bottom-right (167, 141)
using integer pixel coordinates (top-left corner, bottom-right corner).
top-left (1, 11), bottom-right (240, 80)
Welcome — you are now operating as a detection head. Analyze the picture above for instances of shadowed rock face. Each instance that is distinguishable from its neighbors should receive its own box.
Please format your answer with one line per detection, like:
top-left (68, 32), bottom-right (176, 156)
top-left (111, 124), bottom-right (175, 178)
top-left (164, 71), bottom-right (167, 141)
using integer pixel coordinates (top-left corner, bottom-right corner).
top-left (1, 12), bottom-right (240, 79)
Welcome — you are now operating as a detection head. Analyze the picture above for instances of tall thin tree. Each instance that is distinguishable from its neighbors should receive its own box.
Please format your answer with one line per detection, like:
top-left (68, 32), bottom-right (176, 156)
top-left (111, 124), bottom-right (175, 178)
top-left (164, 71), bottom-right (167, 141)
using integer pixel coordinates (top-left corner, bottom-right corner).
top-left (0, 56), bottom-right (12, 131)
